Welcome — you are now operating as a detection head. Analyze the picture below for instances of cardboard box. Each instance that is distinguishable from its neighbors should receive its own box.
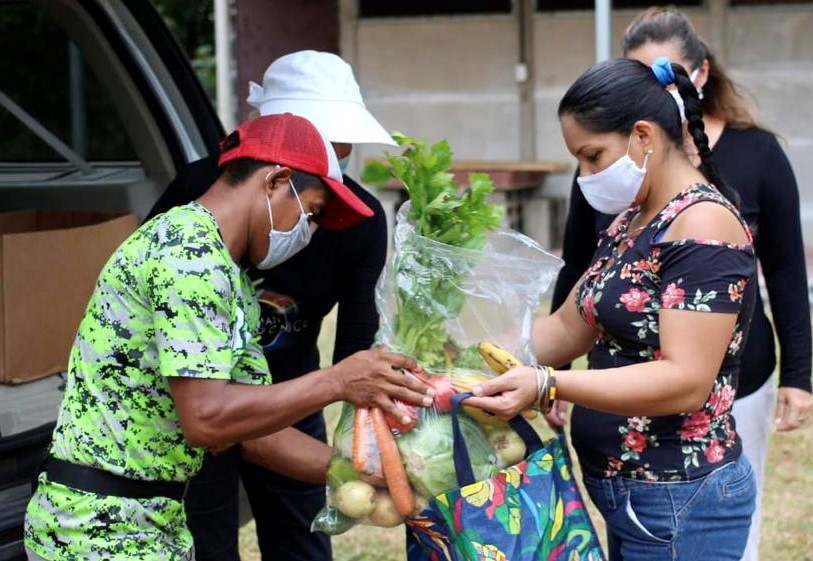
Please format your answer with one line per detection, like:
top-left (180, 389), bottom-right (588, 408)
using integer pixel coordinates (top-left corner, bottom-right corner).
top-left (0, 211), bottom-right (138, 384)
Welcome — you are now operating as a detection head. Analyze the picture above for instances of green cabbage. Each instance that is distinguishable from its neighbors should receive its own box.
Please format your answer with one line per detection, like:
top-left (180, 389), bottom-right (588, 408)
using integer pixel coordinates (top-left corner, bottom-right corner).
top-left (396, 413), bottom-right (498, 498)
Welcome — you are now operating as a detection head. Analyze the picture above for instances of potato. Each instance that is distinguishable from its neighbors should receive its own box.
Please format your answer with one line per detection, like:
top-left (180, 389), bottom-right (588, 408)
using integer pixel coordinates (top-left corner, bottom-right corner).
top-left (368, 491), bottom-right (405, 527)
top-left (488, 427), bottom-right (527, 467)
top-left (333, 480), bottom-right (376, 519)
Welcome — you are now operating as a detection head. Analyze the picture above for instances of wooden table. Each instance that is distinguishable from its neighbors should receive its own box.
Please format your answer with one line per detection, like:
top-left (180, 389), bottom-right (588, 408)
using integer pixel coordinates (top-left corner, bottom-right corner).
top-left (371, 159), bottom-right (570, 245)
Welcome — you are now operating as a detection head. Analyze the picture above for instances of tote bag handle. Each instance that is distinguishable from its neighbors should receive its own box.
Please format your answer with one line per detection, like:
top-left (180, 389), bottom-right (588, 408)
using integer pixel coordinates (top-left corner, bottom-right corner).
top-left (450, 392), bottom-right (565, 487)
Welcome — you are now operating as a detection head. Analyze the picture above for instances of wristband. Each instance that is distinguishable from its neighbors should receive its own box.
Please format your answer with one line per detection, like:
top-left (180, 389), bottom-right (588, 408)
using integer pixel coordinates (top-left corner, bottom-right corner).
top-left (544, 369), bottom-right (557, 414)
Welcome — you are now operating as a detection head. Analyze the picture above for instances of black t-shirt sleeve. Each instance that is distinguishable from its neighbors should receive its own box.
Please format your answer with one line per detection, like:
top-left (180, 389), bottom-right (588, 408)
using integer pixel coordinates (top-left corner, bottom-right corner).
top-left (752, 135), bottom-right (812, 392)
top-left (144, 156), bottom-right (219, 222)
top-left (550, 170), bottom-right (614, 313)
top-left (332, 178), bottom-right (388, 363)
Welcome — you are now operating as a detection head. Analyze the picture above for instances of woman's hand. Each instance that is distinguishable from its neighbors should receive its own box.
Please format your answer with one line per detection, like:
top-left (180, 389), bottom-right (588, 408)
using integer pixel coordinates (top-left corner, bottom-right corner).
top-left (463, 365), bottom-right (538, 420)
top-left (774, 387), bottom-right (812, 432)
top-left (545, 400), bottom-right (570, 428)
top-left (331, 347), bottom-right (433, 423)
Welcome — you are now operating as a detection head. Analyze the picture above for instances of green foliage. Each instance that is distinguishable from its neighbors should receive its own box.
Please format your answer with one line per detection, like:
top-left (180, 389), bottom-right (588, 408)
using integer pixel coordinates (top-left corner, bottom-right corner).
top-left (363, 133), bottom-right (503, 369)
top-left (397, 414), bottom-right (497, 498)
top-left (151, 1), bottom-right (216, 106)
top-left (191, 44), bottom-right (217, 103)
top-left (363, 132), bottom-right (504, 248)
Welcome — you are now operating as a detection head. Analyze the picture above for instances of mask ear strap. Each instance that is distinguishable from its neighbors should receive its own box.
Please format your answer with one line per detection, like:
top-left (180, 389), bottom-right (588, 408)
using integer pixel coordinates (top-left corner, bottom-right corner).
top-left (264, 164), bottom-right (281, 185)
top-left (265, 194), bottom-right (274, 230)
top-left (628, 134), bottom-right (653, 168)
top-left (264, 165), bottom-right (282, 229)
top-left (642, 148), bottom-right (654, 169)
top-left (289, 179), bottom-right (306, 213)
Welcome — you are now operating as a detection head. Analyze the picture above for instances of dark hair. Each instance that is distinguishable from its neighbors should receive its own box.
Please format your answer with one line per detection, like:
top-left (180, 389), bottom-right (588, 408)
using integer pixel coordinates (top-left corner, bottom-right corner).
top-left (289, 170), bottom-right (326, 195)
top-left (622, 6), bottom-right (757, 129)
top-left (220, 158), bottom-right (267, 184)
top-left (219, 159), bottom-right (325, 194)
top-left (558, 57), bottom-right (739, 207)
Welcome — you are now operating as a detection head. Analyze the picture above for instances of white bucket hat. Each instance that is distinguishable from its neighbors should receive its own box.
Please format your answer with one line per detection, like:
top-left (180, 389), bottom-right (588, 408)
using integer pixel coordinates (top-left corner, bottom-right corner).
top-left (247, 50), bottom-right (396, 146)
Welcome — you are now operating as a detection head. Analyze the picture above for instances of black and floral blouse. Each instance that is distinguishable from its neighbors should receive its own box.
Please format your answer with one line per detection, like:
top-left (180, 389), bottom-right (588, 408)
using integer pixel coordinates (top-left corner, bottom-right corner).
top-left (570, 183), bottom-right (757, 482)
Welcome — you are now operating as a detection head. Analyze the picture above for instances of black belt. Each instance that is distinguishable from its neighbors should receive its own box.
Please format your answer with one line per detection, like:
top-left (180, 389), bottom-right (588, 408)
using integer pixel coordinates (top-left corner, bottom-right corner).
top-left (42, 457), bottom-right (189, 501)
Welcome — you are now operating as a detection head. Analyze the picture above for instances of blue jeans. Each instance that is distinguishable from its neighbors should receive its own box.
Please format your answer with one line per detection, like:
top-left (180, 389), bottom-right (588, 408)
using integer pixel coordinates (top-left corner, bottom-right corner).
top-left (582, 455), bottom-right (755, 561)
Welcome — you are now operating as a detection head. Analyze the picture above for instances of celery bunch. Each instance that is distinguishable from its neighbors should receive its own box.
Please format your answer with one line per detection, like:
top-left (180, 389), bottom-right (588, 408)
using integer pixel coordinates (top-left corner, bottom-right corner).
top-left (362, 133), bottom-right (504, 369)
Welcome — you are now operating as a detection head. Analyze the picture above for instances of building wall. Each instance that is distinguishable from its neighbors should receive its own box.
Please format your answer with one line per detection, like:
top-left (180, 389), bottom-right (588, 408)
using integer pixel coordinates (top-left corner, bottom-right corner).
top-left (235, 0), bottom-right (339, 123)
top-left (344, 3), bottom-right (813, 247)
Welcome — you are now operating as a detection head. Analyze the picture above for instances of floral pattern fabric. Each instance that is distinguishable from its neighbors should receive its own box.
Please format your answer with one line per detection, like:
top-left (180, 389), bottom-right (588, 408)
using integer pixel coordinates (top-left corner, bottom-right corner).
top-left (570, 183), bottom-right (757, 482)
top-left (407, 433), bottom-right (605, 561)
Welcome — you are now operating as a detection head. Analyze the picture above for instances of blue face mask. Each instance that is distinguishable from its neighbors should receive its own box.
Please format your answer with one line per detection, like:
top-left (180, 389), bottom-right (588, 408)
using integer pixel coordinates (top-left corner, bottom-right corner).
top-left (338, 155), bottom-right (350, 175)
top-left (255, 179), bottom-right (312, 270)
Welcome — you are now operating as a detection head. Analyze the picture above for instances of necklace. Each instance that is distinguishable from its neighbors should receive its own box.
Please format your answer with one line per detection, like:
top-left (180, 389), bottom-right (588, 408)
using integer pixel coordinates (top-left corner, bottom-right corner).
top-left (629, 223), bottom-right (648, 236)
top-left (617, 219), bottom-right (649, 249)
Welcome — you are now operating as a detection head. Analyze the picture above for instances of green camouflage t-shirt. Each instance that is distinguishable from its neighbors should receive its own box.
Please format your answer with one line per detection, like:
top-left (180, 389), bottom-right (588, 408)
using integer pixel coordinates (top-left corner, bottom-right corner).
top-left (25, 203), bottom-right (271, 560)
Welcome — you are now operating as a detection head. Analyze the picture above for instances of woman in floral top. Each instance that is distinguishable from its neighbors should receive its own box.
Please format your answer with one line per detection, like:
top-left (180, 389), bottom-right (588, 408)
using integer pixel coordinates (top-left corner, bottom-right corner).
top-left (467, 57), bottom-right (757, 560)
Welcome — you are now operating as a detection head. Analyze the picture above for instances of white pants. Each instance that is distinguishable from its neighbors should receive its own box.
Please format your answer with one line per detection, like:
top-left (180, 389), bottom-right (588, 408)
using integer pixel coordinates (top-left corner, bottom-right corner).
top-left (732, 377), bottom-right (777, 561)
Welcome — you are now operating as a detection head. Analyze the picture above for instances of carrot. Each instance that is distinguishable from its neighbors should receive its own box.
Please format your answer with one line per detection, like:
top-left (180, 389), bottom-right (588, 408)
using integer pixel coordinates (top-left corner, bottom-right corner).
top-left (370, 407), bottom-right (415, 517)
top-left (352, 406), bottom-right (370, 472)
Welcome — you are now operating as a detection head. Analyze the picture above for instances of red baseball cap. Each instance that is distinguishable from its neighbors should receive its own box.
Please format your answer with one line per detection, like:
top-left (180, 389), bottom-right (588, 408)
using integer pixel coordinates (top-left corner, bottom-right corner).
top-left (218, 113), bottom-right (374, 229)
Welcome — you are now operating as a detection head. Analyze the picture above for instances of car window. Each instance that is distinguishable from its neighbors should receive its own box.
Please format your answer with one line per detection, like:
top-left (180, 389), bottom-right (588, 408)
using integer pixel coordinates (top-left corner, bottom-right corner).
top-left (0, 1), bottom-right (137, 165)
top-left (0, 0), bottom-right (221, 219)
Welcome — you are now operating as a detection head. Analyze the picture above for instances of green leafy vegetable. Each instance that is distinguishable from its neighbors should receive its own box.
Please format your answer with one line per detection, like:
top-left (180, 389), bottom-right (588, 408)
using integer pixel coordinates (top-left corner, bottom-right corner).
top-left (363, 133), bottom-right (504, 369)
top-left (396, 413), bottom-right (498, 498)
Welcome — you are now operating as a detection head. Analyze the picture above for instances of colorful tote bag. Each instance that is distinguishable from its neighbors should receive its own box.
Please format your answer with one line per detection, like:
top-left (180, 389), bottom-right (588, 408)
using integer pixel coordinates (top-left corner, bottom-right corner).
top-left (406, 394), bottom-right (605, 561)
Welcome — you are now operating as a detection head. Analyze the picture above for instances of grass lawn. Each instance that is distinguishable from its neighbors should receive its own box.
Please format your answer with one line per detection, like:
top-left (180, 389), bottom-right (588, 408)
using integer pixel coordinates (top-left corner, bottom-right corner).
top-left (239, 307), bottom-right (813, 560)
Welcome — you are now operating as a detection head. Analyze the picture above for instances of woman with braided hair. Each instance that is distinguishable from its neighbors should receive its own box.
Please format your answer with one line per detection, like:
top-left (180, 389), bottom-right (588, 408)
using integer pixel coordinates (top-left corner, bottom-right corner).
top-left (550, 8), bottom-right (812, 560)
top-left (465, 56), bottom-right (757, 560)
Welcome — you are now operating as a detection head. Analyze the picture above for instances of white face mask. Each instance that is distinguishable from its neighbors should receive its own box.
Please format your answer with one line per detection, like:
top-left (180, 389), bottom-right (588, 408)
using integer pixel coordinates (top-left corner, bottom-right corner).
top-left (668, 68), bottom-right (701, 122)
top-left (576, 137), bottom-right (651, 215)
top-left (255, 179), bottom-right (313, 270)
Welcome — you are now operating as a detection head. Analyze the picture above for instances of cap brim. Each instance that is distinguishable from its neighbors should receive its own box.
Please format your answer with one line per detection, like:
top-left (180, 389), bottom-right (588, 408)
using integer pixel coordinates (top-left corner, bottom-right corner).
top-left (315, 176), bottom-right (375, 229)
top-left (258, 98), bottom-right (396, 146)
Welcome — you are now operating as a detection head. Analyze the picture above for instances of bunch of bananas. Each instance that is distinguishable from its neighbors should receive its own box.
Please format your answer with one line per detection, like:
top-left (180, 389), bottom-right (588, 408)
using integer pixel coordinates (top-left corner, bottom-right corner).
top-left (441, 342), bottom-right (538, 424)
top-left (477, 341), bottom-right (522, 374)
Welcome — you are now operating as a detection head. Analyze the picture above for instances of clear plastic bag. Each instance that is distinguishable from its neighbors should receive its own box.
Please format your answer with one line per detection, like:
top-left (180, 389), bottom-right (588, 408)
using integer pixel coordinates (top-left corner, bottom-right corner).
top-left (377, 202), bottom-right (563, 368)
top-left (312, 203), bottom-right (563, 535)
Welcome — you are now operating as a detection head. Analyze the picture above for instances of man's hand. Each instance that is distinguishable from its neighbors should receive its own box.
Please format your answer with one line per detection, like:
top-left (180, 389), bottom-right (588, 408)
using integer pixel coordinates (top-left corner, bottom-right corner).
top-left (331, 347), bottom-right (433, 424)
top-left (240, 428), bottom-right (332, 484)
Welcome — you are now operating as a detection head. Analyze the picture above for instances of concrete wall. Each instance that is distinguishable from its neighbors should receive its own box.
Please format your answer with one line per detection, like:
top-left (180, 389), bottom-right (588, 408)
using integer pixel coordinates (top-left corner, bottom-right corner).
top-left (342, 3), bottom-right (813, 248)
top-left (725, 7), bottom-right (813, 241)
top-left (235, 0), bottom-right (339, 123)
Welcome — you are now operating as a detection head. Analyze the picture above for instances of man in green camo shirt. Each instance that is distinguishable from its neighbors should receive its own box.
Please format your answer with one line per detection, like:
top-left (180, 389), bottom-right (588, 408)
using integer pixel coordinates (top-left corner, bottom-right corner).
top-left (24, 113), bottom-right (431, 560)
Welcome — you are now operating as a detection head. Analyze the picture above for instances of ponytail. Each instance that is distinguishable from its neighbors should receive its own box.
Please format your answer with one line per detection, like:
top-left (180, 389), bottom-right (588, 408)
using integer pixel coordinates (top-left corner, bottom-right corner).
top-left (671, 61), bottom-right (740, 208)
